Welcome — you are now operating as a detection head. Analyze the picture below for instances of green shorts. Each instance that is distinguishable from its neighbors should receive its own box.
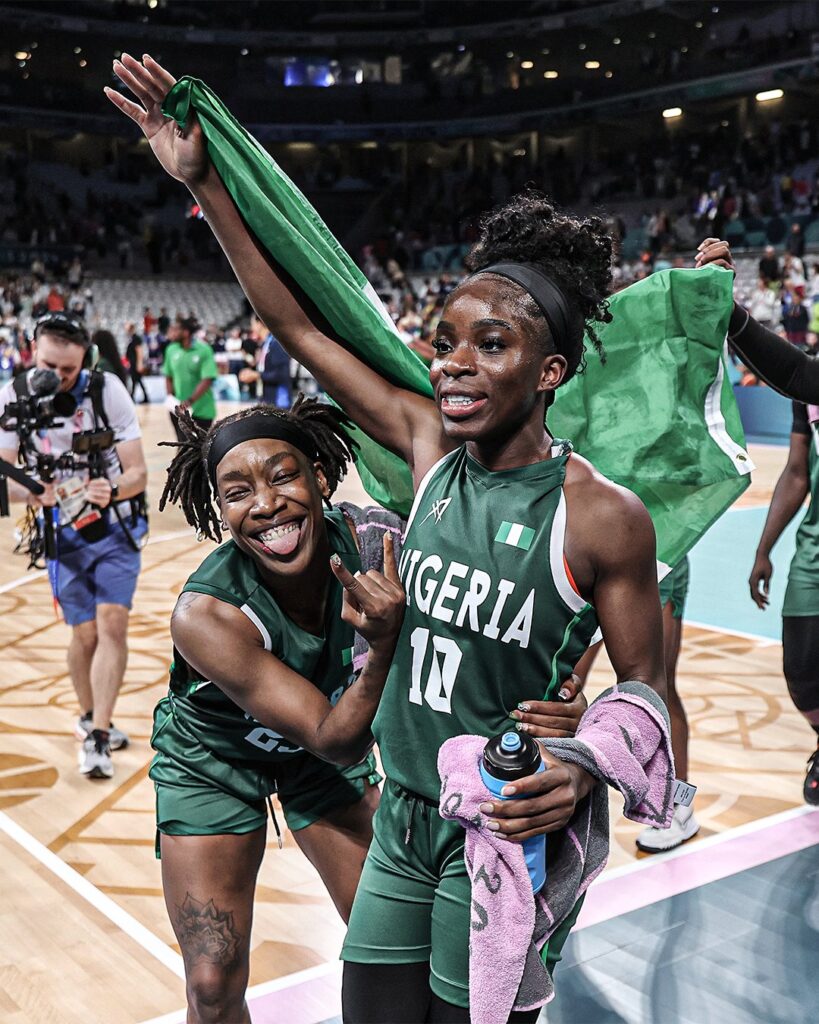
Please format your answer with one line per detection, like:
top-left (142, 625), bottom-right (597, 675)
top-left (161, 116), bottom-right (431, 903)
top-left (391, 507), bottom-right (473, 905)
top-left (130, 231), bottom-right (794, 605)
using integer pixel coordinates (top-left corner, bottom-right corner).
top-left (659, 555), bottom-right (690, 620)
top-left (782, 569), bottom-right (819, 617)
top-left (341, 779), bottom-right (583, 1008)
top-left (150, 697), bottom-right (380, 848)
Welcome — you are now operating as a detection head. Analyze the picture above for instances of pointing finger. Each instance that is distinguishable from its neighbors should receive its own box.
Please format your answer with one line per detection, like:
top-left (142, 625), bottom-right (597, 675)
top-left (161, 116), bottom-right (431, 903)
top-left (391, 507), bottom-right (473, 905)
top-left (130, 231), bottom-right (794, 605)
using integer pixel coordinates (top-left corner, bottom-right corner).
top-left (382, 531), bottom-right (401, 584)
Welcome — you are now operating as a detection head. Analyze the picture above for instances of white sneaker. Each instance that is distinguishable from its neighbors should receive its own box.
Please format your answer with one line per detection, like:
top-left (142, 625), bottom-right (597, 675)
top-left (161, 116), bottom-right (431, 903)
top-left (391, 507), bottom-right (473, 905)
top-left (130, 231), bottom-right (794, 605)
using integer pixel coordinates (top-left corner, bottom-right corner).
top-left (74, 713), bottom-right (129, 751)
top-left (78, 732), bottom-right (114, 779)
top-left (636, 804), bottom-right (699, 853)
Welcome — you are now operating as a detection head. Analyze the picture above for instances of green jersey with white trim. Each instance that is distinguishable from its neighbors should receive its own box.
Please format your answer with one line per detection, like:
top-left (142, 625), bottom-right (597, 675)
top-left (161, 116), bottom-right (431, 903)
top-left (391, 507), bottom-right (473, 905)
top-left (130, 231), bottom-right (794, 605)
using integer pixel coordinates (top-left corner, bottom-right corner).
top-left (165, 508), bottom-right (361, 762)
top-left (373, 443), bottom-right (599, 800)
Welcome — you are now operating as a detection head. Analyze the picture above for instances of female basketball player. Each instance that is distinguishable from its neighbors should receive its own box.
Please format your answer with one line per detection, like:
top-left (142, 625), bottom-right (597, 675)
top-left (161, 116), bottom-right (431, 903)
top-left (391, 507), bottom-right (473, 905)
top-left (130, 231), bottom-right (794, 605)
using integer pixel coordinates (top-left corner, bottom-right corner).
top-left (152, 398), bottom-right (406, 1023)
top-left (749, 401), bottom-right (819, 806)
top-left (107, 55), bottom-right (666, 1021)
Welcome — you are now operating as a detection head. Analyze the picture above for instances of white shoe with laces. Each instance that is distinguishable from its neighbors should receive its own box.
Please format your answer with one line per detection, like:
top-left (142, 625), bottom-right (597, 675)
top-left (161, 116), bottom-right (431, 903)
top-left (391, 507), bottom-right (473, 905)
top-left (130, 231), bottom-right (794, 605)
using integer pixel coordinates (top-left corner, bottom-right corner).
top-left (78, 731), bottom-right (114, 780)
top-left (636, 803), bottom-right (699, 853)
top-left (74, 712), bottom-right (129, 750)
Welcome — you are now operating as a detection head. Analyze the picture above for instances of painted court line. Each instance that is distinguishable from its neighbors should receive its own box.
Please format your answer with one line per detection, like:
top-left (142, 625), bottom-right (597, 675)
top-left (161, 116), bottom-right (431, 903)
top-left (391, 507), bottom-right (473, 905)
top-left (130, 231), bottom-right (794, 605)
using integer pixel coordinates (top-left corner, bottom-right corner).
top-left (576, 804), bottom-right (819, 930)
top-left (138, 962), bottom-right (342, 1024)
top-left (0, 810), bottom-right (186, 978)
top-left (683, 617), bottom-right (780, 647)
top-left (139, 806), bottom-right (819, 1024)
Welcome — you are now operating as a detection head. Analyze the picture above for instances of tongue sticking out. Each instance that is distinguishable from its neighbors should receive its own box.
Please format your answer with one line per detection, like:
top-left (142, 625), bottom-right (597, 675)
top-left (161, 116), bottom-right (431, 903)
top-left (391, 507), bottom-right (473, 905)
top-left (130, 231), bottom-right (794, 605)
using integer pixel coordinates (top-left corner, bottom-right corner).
top-left (262, 522), bottom-right (302, 556)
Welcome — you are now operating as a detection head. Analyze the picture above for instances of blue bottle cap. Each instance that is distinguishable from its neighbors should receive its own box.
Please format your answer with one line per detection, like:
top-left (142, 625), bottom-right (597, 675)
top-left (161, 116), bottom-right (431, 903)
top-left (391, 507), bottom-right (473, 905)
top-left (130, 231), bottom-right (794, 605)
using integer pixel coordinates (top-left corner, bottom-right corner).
top-left (501, 732), bottom-right (522, 752)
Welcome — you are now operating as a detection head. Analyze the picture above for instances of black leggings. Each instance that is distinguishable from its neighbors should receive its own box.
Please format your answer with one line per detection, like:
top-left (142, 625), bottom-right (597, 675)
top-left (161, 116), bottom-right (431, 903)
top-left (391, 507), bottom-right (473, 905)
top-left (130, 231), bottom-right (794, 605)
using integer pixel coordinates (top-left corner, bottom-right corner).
top-left (342, 963), bottom-right (541, 1024)
top-left (783, 615), bottom-right (819, 735)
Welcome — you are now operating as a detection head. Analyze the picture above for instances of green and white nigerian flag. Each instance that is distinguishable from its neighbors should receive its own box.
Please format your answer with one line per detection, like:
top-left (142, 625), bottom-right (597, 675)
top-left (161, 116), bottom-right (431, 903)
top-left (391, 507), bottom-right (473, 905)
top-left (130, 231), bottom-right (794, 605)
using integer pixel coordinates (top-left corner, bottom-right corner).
top-left (163, 77), bottom-right (752, 573)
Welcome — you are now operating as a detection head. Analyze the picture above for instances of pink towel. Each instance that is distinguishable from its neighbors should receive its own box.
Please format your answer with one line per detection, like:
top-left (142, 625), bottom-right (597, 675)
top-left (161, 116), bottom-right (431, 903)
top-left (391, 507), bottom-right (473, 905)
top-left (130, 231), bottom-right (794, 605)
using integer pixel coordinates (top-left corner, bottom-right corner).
top-left (437, 680), bottom-right (675, 1024)
top-left (438, 734), bottom-right (539, 1024)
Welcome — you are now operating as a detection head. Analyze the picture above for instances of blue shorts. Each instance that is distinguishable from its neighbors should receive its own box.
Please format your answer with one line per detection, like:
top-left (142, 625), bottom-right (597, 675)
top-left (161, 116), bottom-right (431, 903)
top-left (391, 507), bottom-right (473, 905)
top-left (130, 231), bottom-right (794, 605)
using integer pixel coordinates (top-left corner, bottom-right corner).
top-left (48, 517), bottom-right (147, 626)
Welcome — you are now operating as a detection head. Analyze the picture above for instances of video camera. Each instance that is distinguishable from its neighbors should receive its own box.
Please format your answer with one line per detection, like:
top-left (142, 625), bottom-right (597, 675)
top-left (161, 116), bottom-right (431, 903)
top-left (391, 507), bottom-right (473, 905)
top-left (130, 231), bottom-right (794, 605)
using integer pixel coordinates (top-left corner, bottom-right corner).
top-left (0, 368), bottom-right (78, 435)
top-left (0, 368), bottom-right (121, 561)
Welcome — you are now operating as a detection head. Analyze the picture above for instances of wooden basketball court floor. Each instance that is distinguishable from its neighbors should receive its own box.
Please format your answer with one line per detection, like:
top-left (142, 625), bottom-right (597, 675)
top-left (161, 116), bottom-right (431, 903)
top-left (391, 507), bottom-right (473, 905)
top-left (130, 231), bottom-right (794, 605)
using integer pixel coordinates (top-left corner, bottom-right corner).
top-left (0, 404), bottom-right (817, 1023)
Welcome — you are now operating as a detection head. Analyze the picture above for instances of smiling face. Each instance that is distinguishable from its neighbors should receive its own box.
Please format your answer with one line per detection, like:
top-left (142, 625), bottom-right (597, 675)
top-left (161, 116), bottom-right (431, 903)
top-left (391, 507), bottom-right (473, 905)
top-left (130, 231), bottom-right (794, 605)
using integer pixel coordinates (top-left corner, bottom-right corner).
top-left (429, 276), bottom-right (567, 446)
top-left (216, 438), bottom-right (329, 581)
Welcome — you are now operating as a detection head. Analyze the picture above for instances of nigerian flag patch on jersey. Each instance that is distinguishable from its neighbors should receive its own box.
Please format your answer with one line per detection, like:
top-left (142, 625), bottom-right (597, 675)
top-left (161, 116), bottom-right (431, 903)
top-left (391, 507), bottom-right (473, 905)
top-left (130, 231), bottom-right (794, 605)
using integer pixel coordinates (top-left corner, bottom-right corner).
top-left (495, 521), bottom-right (535, 551)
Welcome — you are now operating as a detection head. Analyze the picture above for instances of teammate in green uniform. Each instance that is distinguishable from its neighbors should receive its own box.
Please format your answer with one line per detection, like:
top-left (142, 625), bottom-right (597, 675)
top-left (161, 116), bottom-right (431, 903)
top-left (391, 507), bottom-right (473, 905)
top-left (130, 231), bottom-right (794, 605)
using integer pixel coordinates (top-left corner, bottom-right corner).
top-left (153, 399), bottom-right (406, 1023)
top-left (107, 56), bottom-right (666, 1021)
top-left (750, 400), bottom-right (819, 805)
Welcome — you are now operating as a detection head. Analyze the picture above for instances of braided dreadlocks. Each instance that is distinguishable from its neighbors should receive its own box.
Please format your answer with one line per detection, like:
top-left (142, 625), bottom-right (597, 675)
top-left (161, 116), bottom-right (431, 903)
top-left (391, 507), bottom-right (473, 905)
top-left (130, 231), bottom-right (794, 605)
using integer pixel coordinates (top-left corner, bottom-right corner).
top-left (159, 396), bottom-right (356, 544)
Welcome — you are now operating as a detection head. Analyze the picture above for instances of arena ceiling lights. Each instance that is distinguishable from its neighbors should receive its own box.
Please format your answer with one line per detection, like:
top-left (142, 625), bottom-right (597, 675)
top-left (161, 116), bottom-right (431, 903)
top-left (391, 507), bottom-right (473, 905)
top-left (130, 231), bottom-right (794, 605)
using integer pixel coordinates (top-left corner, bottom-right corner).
top-left (662, 107), bottom-right (682, 119)
top-left (755, 88), bottom-right (784, 102)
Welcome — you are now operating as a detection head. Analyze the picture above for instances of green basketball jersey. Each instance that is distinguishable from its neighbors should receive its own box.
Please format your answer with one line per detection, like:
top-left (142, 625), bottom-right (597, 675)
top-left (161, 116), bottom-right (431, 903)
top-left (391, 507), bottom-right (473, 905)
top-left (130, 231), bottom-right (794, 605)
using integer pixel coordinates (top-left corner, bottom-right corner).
top-left (784, 403), bottom-right (819, 616)
top-left (373, 443), bottom-right (600, 800)
top-left (166, 507), bottom-right (361, 761)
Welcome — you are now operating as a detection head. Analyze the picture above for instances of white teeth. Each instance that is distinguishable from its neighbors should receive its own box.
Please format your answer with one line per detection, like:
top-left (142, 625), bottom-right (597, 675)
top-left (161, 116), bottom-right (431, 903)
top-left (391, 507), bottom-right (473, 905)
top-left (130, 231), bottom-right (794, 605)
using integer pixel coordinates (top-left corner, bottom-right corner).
top-left (259, 523), bottom-right (299, 543)
top-left (445, 395), bottom-right (477, 405)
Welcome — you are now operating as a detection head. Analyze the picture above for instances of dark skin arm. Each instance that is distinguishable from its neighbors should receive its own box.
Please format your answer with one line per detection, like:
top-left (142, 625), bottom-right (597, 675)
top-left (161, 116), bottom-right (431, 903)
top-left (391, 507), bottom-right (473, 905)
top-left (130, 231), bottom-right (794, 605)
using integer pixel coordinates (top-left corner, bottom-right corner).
top-left (106, 54), bottom-right (444, 476)
top-left (108, 56), bottom-right (663, 839)
top-left (749, 431), bottom-right (810, 609)
top-left (487, 460), bottom-right (667, 841)
top-left (171, 536), bottom-right (405, 766)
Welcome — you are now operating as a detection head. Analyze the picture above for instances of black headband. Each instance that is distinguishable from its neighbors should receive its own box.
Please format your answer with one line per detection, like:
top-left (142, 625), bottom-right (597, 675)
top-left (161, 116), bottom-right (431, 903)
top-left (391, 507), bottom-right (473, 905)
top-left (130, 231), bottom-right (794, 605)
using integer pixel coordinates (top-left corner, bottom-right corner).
top-left (473, 261), bottom-right (572, 353)
top-left (207, 414), bottom-right (318, 487)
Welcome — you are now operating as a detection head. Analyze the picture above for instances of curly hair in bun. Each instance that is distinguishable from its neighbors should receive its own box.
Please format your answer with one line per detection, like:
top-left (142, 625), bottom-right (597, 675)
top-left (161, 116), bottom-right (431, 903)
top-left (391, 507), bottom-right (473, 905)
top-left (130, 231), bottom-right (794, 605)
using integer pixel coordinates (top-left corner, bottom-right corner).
top-left (463, 191), bottom-right (613, 383)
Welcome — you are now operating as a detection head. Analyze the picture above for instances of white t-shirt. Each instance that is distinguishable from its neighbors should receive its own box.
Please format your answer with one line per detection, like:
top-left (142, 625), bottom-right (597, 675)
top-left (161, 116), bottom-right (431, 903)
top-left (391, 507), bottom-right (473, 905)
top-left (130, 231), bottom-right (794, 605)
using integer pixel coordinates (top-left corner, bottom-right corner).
top-left (0, 369), bottom-right (142, 522)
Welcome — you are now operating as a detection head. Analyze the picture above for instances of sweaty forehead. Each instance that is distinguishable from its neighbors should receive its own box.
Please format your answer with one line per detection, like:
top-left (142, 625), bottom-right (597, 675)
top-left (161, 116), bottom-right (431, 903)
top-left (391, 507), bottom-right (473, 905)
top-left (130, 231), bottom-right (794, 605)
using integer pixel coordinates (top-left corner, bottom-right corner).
top-left (443, 276), bottom-right (539, 327)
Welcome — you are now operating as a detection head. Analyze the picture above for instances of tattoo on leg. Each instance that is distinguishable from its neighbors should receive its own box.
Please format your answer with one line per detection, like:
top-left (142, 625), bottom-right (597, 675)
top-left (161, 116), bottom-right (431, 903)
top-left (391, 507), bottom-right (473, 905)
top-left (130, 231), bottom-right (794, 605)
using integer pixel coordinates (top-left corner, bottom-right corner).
top-left (175, 893), bottom-right (242, 966)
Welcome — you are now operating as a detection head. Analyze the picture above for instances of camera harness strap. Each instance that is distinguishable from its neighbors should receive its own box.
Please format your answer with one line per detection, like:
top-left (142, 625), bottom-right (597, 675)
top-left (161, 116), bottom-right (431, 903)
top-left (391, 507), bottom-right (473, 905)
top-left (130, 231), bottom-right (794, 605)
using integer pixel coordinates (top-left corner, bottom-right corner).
top-left (15, 370), bottom-right (145, 554)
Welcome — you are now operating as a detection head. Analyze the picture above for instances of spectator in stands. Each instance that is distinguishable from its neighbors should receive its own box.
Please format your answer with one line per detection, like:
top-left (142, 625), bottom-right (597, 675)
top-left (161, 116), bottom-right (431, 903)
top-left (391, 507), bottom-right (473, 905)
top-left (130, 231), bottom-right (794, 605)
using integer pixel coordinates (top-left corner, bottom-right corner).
top-left (143, 306), bottom-right (157, 339)
top-left (67, 256), bottom-right (83, 291)
top-left (749, 277), bottom-right (780, 331)
top-left (163, 315), bottom-right (217, 439)
top-left (157, 306), bottom-right (170, 339)
top-left (759, 245), bottom-right (780, 283)
top-left (787, 222), bottom-right (806, 259)
top-left (783, 289), bottom-right (809, 348)
top-left (125, 323), bottom-right (149, 404)
top-left (46, 284), bottom-right (65, 312)
top-left (92, 329), bottom-right (128, 385)
top-left (783, 252), bottom-right (806, 288)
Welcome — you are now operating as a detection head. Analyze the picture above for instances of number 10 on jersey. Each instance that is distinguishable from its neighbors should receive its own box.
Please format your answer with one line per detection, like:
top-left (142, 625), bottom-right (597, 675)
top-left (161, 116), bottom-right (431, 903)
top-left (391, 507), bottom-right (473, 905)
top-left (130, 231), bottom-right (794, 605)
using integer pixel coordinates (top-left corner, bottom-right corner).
top-left (408, 627), bottom-right (463, 714)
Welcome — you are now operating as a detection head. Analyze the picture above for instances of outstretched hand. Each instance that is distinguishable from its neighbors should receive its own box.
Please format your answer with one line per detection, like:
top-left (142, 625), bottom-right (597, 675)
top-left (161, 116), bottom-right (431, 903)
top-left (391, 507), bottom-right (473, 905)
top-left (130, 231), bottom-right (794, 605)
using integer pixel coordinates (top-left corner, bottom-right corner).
top-left (695, 237), bottom-right (735, 274)
top-left (330, 532), bottom-right (406, 656)
top-left (105, 53), bottom-right (209, 187)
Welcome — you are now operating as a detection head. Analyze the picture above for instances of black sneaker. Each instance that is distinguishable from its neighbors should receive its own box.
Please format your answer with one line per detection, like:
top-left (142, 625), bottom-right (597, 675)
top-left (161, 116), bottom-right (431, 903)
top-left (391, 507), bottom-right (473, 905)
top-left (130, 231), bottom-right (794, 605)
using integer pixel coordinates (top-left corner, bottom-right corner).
top-left (804, 748), bottom-right (819, 806)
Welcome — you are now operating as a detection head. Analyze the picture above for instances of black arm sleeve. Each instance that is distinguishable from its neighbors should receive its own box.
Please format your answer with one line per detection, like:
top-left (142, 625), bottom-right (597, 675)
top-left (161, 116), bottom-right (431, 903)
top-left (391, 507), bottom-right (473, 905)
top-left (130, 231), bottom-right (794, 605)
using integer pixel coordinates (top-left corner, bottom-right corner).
top-left (728, 304), bottom-right (819, 403)
top-left (791, 400), bottom-right (810, 436)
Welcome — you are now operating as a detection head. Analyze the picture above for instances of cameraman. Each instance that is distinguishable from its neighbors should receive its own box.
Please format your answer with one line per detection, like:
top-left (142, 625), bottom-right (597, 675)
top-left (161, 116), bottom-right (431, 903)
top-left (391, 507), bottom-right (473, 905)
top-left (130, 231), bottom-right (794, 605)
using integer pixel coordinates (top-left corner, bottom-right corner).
top-left (0, 311), bottom-right (148, 781)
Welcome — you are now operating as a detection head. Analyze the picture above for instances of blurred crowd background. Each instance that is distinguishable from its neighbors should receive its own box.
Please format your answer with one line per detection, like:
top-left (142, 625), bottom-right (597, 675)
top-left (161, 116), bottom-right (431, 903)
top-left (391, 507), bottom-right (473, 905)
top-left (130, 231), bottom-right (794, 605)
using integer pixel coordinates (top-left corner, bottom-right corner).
top-left (2, 0), bottom-right (819, 400)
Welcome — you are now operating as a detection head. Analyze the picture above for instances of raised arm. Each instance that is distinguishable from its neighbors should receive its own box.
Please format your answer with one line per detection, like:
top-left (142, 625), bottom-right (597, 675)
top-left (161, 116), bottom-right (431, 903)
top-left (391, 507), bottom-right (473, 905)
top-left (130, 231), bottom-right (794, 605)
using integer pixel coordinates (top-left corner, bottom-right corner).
top-left (171, 539), bottom-right (405, 766)
top-left (105, 54), bottom-right (443, 474)
top-left (696, 237), bottom-right (819, 403)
